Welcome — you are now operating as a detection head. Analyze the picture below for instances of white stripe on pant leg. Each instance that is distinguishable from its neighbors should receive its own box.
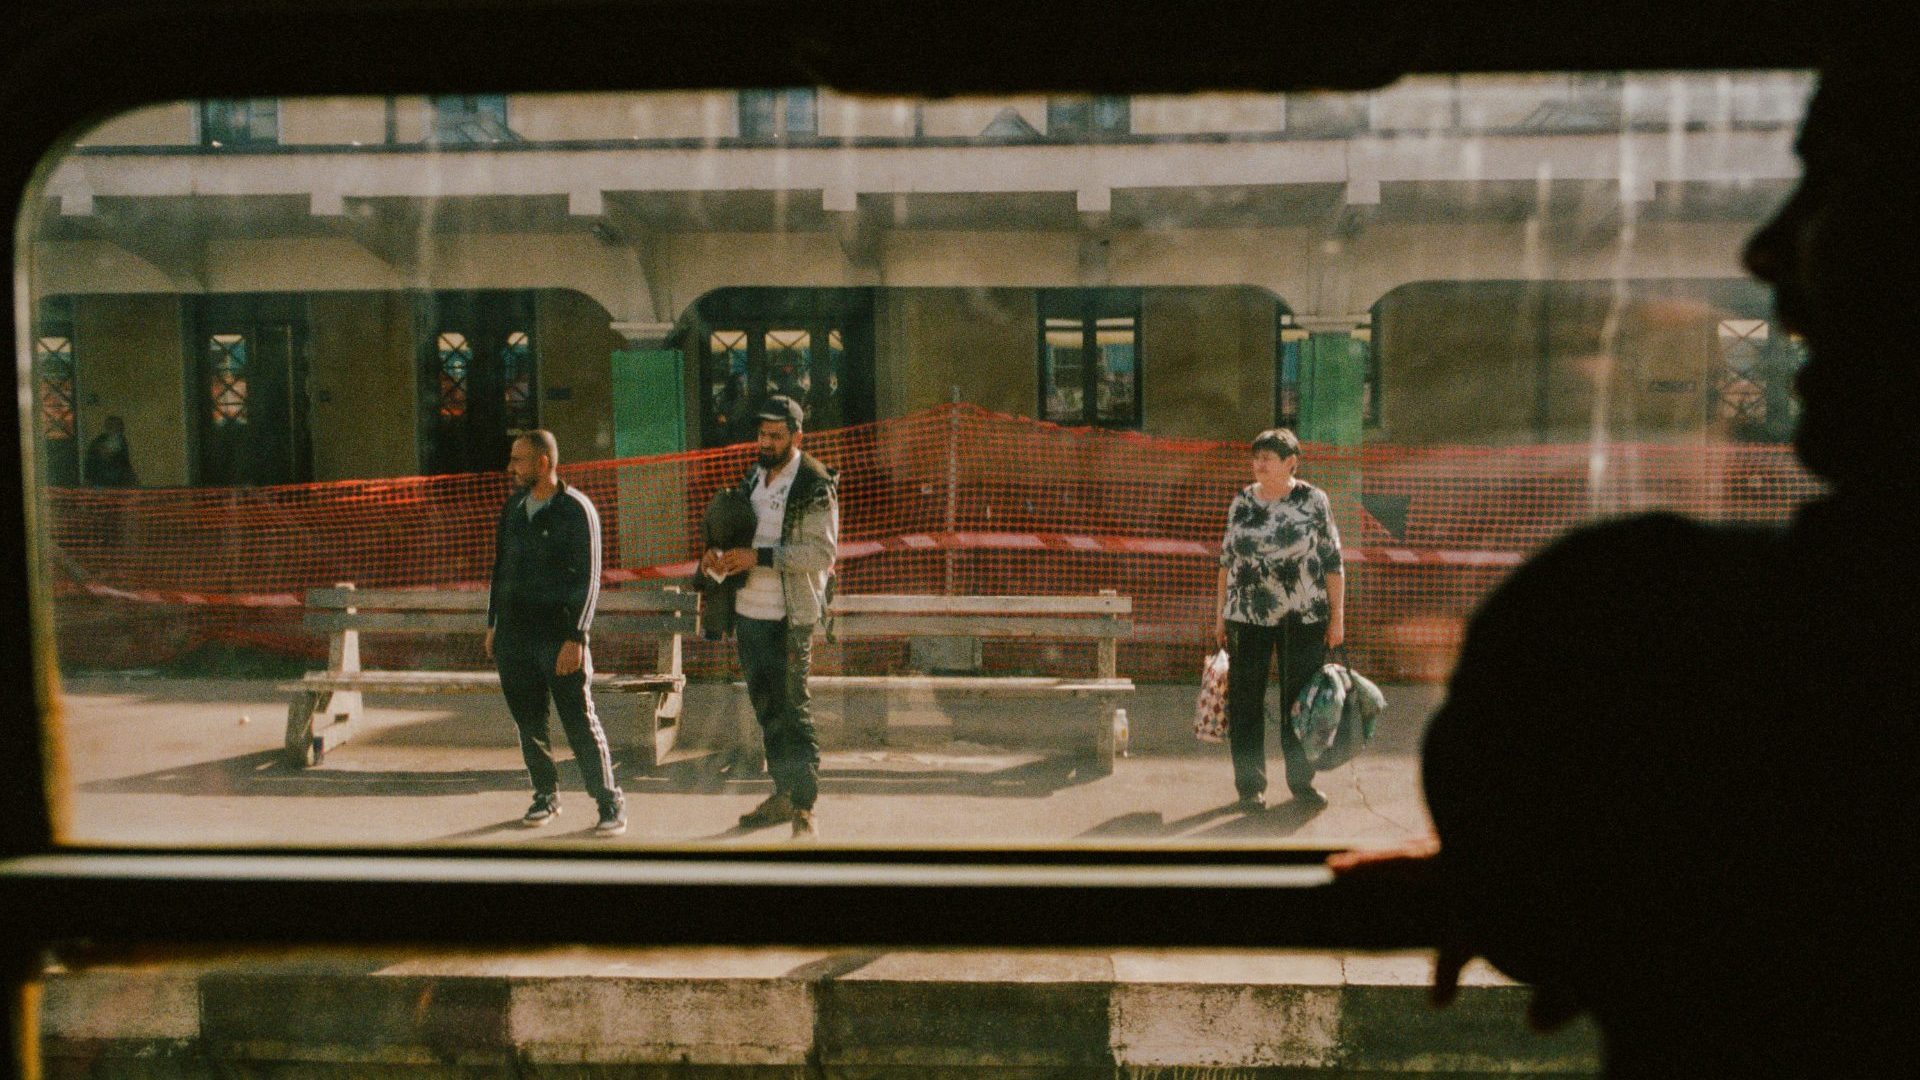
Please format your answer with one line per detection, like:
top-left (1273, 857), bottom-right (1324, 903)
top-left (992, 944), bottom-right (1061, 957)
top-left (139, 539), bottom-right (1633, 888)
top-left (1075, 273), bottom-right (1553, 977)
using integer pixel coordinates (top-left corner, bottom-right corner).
top-left (579, 646), bottom-right (618, 796)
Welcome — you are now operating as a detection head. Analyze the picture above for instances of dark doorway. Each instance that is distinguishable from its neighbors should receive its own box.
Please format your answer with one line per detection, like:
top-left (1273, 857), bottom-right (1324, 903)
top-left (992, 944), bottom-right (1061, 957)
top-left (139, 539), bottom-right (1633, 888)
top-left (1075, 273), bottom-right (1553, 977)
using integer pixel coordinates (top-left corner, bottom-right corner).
top-left (194, 295), bottom-right (312, 487)
top-left (418, 291), bottom-right (539, 475)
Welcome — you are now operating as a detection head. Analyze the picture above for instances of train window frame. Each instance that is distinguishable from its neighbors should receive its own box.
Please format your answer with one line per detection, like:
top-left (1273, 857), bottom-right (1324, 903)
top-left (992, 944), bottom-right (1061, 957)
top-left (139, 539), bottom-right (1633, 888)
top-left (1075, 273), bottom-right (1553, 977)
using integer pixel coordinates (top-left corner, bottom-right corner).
top-left (0, 3), bottom-right (1839, 1073)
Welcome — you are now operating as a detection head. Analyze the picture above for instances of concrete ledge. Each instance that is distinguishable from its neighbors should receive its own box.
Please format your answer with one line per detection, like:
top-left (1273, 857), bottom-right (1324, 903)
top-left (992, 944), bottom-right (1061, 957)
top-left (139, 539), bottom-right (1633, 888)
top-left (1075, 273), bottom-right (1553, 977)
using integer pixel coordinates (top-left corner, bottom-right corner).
top-left (40, 948), bottom-right (1600, 1077)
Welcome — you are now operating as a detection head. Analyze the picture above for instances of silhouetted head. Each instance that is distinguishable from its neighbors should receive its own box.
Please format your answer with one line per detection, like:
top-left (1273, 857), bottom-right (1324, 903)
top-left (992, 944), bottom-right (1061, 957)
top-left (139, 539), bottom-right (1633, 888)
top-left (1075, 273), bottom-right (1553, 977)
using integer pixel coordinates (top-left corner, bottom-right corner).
top-left (1745, 33), bottom-right (1920, 496)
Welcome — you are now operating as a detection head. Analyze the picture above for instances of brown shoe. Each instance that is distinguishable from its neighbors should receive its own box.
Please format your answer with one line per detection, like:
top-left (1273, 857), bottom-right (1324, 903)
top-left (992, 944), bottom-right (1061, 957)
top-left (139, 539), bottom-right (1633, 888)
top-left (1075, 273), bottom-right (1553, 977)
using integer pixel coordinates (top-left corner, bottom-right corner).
top-left (791, 810), bottom-right (817, 841)
top-left (738, 792), bottom-right (796, 828)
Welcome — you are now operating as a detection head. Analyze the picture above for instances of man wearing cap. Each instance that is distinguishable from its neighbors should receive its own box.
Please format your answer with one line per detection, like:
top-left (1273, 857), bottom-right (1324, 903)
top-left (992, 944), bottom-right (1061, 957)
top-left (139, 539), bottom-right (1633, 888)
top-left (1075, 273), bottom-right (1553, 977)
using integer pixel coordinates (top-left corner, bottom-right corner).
top-left (701, 395), bottom-right (838, 840)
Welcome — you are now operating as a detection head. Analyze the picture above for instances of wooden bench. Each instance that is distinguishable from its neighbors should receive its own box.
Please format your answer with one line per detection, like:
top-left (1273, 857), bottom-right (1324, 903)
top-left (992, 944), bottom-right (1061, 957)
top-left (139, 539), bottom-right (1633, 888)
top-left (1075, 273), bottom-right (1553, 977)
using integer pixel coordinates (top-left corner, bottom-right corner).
top-left (278, 584), bottom-right (695, 769)
top-left (807, 591), bottom-right (1135, 776)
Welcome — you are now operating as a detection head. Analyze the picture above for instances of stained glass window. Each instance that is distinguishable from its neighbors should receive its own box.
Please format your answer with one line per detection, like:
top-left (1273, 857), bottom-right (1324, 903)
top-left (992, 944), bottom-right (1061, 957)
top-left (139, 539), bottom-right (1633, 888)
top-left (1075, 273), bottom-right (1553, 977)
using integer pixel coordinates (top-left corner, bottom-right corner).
top-left (35, 335), bottom-right (76, 440)
top-left (207, 333), bottom-right (250, 425)
top-left (437, 332), bottom-right (472, 419)
top-left (501, 330), bottom-right (536, 431)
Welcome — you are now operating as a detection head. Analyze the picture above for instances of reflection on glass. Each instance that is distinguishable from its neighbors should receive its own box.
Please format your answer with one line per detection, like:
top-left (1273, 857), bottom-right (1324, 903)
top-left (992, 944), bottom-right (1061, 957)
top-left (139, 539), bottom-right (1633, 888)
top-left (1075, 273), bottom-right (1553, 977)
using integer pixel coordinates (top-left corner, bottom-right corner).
top-left (21, 74), bottom-right (1822, 849)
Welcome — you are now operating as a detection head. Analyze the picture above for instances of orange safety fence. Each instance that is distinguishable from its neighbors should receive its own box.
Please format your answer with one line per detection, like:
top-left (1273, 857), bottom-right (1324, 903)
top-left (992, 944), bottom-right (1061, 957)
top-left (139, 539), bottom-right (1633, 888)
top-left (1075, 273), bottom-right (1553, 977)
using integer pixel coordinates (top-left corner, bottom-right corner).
top-left (42, 403), bottom-right (1825, 681)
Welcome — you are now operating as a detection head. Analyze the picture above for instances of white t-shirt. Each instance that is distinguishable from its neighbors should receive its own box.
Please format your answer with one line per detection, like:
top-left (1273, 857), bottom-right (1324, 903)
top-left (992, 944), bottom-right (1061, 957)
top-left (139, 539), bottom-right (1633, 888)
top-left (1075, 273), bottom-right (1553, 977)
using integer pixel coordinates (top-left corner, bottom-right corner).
top-left (734, 458), bottom-right (798, 620)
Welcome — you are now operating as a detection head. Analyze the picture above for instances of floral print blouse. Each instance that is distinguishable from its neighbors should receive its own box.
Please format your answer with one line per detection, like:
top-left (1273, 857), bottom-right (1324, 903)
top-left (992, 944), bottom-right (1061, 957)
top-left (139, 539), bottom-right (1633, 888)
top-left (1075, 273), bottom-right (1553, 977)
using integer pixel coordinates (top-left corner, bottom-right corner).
top-left (1219, 481), bottom-right (1344, 626)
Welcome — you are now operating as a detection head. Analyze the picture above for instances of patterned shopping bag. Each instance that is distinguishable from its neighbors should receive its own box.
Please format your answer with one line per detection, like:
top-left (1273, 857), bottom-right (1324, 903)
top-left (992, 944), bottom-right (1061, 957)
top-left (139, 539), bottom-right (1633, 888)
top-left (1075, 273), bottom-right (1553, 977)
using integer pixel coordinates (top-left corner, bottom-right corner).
top-left (1193, 649), bottom-right (1230, 743)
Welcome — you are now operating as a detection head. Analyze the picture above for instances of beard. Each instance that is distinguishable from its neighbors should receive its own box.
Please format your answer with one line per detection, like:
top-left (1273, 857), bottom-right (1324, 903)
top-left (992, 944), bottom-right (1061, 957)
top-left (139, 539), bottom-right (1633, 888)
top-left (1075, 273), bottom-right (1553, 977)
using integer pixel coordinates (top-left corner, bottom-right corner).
top-left (757, 446), bottom-right (793, 470)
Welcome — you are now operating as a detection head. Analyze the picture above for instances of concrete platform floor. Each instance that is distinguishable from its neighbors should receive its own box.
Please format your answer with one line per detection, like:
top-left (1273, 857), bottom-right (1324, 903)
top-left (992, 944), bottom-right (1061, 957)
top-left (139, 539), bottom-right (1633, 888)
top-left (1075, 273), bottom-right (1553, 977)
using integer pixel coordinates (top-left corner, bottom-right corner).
top-left (55, 676), bottom-right (1439, 850)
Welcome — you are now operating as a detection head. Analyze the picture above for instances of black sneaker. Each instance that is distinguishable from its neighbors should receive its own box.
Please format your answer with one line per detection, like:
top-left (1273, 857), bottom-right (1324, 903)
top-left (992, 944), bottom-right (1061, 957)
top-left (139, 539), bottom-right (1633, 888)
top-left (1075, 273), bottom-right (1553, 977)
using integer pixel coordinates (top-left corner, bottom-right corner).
top-left (1232, 794), bottom-right (1265, 813)
top-left (593, 805), bottom-right (628, 837)
top-left (1291, 787), bottom-right (1327, 807)
top-left (522, 795), bottom-right (560, 827)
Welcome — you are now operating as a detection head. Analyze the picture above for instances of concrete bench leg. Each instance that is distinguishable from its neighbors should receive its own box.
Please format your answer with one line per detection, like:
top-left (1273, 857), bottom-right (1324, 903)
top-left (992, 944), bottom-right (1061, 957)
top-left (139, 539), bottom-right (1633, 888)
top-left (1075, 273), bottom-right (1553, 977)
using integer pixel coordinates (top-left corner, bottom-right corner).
top-left (282, 689), bottom-right (363, 768)
top-left (629, 692), bottom-right (680, 770)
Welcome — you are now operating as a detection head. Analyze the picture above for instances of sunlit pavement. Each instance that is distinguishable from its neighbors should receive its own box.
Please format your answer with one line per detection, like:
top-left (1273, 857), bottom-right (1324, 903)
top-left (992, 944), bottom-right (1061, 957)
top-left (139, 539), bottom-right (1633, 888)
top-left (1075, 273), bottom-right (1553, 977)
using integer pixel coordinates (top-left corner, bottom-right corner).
top-left (56, 676), bottom-right (1437, 850)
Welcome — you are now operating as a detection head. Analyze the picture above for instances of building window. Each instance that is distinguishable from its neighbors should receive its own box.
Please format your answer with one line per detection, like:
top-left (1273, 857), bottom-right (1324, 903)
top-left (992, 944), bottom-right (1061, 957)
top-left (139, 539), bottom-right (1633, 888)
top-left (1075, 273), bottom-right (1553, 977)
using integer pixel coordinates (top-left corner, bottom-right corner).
top-left (420, 292), bottom-right (538, 475)
top-left (501, 330), bottom-right (537, 433)
top-left (738, 89), bottom-right (818, 139)
top-left (694, 289), bottom-right (874, 448)
top-left (207, 333), bottom-right (251, 426)
top-left (1039, 289), bottom-right (1141, 428)
top-left (1047, 95), bottom-right (1131, 137)
top-left (437, 326), bottom-right (537, 428)
top-left (436, 333), bottom-right (473, 419)
top-left (34, 298), bottom-right (79, 486)
top-left (702, 325), bottom-right (850, 444)
top-left (1714, 317), bottom-right (1802, 442)
top-left (198, 98), bottom-right (279, 147)
top-left (429, 95), bottom-right (515, 143)
top-left (194, 297), bottom-right (311, 487)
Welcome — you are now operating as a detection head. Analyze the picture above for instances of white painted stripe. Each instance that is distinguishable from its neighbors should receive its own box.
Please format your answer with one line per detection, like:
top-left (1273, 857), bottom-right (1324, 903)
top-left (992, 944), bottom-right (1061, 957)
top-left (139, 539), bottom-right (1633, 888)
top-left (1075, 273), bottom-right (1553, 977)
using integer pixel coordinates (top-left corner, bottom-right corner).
top-left (953, 531), bottom-right (1046, 549)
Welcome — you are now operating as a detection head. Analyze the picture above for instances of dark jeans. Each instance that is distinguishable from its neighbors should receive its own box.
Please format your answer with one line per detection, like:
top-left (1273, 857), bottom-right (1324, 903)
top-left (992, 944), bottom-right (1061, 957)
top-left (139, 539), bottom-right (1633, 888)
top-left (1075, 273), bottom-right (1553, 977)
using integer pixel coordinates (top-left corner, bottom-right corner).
top-left (736, 615), bottom-right (821, 810)
top-left (494, 630), bottom-right (623, 812)
top-left (1226, 616), bottom-right (1329, 800)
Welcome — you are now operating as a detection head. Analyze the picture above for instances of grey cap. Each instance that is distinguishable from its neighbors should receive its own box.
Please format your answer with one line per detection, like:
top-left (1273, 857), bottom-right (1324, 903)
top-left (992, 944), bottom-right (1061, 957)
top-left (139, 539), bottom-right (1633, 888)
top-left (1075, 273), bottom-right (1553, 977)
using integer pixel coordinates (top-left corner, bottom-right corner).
top-left (755, 394), bottom-right (805, 430)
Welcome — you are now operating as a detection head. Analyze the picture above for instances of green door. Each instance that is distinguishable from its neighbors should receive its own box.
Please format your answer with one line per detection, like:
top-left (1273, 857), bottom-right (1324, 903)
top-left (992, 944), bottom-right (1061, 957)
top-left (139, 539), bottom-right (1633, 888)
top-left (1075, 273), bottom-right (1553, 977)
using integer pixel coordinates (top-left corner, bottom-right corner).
top-left (611, 348), bottom-right (686, 457)
top-left (610, 347), bottom-right (689, 571)
top-left (1297, 333), bottom-right (1366, 448)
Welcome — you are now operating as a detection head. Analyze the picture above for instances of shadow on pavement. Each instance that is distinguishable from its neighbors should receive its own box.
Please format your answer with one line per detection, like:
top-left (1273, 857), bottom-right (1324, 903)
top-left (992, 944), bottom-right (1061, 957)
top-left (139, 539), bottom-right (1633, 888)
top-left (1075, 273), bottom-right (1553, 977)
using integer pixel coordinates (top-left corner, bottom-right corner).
top-left (81, 750), bottom-right (531, 798)
top-left (630, 748), bottom-right (1106, 799)
top-left (1077, 797), bottom-right (1325, 839)
top-left (82, 745), bottom-right (1106, 801)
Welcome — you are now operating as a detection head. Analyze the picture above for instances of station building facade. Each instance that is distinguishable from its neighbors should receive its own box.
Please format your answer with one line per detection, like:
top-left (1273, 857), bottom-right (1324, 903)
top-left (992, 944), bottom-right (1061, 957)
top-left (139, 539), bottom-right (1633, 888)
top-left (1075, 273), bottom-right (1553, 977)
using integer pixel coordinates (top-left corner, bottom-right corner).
top-left (24, 74), bottom-right (1809, 489)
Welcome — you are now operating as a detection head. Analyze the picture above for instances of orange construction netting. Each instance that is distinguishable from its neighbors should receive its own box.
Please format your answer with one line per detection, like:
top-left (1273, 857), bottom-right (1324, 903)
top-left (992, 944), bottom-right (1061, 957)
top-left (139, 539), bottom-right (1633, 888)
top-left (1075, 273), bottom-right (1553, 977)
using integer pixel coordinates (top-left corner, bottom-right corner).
top-left (44, 403), bottom-right (1825, 681)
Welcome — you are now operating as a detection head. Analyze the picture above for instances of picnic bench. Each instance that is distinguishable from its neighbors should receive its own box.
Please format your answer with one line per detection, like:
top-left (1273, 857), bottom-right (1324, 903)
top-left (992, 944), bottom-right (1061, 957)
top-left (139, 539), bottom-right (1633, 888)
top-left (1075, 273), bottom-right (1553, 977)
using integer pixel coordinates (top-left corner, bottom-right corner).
top-left (806, 591), bottom-right (1135, 775)
top-left (279, 584), bottom-right (695, 769)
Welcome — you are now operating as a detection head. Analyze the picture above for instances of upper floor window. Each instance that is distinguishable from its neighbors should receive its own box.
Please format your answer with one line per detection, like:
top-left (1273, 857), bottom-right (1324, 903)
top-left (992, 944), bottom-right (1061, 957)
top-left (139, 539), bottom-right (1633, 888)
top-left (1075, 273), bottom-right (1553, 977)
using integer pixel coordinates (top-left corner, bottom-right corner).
top-left (429, 95), bottom-right (516, 144)
top-left (1047, 95), bottom-right (1130, 137)
top-left (1039, 289), bottom-right (1141, 428)
top-left (738, 89), bottom-right (818, 139)
top-left (198, 98), bottom-right (279, 147)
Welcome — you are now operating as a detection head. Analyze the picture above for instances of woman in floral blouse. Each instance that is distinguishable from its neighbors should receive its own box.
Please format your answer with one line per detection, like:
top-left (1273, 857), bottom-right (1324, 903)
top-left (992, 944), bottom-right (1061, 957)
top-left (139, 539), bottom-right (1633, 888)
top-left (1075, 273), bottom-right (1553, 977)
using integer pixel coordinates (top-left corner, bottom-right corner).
top-left (1214, 427), bottom-right (1346, 809)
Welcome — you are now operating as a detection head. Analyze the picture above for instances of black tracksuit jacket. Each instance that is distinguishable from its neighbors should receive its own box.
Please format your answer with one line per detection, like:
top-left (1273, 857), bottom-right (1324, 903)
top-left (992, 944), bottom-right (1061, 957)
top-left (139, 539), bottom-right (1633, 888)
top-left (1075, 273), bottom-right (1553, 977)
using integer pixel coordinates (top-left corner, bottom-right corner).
top-left (486, 480), bottom-right (602, 644)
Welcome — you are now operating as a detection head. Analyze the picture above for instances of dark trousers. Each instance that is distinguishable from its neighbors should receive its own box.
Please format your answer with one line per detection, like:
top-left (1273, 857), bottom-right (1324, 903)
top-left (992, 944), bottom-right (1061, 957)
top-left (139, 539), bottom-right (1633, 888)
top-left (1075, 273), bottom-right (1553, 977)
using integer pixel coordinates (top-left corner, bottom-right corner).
top-left (736, 615), bottom-right (821, 810)
top-left (494, 630), bottom-right (623, 812)
top-left (1226, 616), bottom-right (1328, 800)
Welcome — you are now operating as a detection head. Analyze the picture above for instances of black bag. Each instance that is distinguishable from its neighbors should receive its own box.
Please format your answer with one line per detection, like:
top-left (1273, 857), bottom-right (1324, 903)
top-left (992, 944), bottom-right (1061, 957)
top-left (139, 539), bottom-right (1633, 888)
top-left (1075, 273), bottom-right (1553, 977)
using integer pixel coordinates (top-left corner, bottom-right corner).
top-left (693, 488), bottom-right (757, 640)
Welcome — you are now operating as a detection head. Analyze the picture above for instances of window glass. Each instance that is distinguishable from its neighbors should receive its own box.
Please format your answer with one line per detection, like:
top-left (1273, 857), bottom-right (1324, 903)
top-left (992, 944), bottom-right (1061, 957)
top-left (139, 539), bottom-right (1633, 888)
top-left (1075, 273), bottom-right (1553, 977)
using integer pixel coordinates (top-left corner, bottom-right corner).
top-left (199, 98), bottom-right (279, 146)
top-left (19, 73), bottom-right (1819, 851)
top-left (1049, 95), bottom-right (1131, 136)
top-left (739, 88), bottom-right (818, 139)
top-left (430, 94), bottom-right (513, 143)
